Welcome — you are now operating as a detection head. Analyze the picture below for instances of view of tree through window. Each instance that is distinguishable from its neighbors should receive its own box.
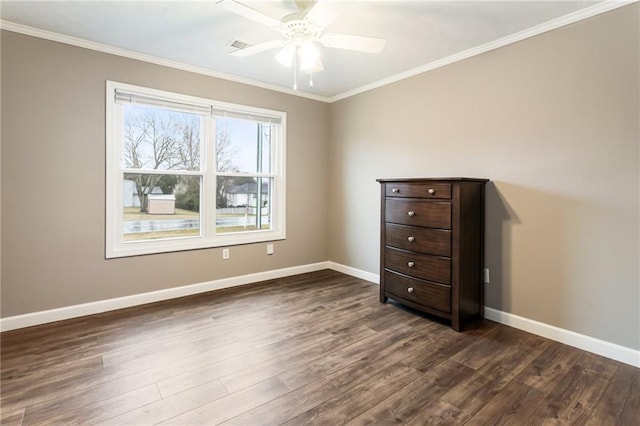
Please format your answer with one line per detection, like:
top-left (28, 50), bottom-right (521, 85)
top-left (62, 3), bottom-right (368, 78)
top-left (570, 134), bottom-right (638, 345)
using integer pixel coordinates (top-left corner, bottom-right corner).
top-left (107, 81), bottom-right (285, 258)
top-left (122, 105), bottom-right (203, 241)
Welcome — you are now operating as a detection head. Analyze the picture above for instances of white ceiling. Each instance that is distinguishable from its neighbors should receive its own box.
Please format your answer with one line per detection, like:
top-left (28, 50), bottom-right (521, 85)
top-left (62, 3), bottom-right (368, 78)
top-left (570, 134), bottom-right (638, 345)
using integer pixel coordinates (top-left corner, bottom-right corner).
top-left (0, 0), bottom-right (620, 102)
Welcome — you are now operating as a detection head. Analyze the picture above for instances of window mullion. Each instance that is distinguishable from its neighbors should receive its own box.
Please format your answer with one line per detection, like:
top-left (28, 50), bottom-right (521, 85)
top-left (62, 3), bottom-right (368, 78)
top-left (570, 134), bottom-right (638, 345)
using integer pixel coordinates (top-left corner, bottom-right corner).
top-left (215, 172), bottom-right (277, 178)
top-left (121, 168), bottom-right (203, 176)
top-left (203, 115), bottom-right (217, 240)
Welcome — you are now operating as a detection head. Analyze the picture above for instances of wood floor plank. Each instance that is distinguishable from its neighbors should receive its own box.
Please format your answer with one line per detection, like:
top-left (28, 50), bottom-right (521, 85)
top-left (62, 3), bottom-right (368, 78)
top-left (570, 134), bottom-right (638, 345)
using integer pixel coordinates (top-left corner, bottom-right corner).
top-left (618, 366), bottom-right (640, 425)
top-left (345, 359), bottom-right (474, 425)
top-left (514, 340), bottom-right (584, 393)
top-left (1, 270), bottom-right (636, 426)
top-left (450, 323), bottom-right (523, 370)
top-left (220, 369), bottom-right (343, 425)
top-left (585, 363), bottom-right (638, 425)
top-left (189, 291), bottom-right (374, 354)
top-left (97, 380), bottom-right (228, 425)
top-left (0, 356), bottom-right (106, 414)
top-left (218, 324), bottom-right (376, 394)
top-left (283, 363), bottom-right (423, 425)
top-left (107, 297), bottom-right (370, 381)
top-left (157, 327), bottom-right (333, 397)
top-left (277, 318), bottom-right (433, 391)
top-left (158, 304), bottom-right (378, 397)
top-left (439, 368), bottom-right (509, 418)
top-left (101, 286), bottom-right (373, 369)
top-left (222, 322), bottom-right (437, 425)
top-left (158, 377), bottom-right (289, 425)
top-left (399, 322), bottom-right (492, 373)
top-left (0, 408), bottom-right (25, 426)
top-left (523, 363), bottom-right (610, 425)
top-left (404, 400), bottom-right (470, 426)
top-left (1, 320), bottom-right (97, 360)
top-left (1, 334), bottom-right (99, 375)
top-left (355, 301), bottom-right (421, 332)
top-left (473, 330), bottom-right (552, 393)
top-left (462, 378), bottom-right (545, 425)
top-left (434, 331), bottom-right (549, 421)
top-left (2, 341), bottom-right (223, 414)
top-left (21, 383), bottom-right (161, 426)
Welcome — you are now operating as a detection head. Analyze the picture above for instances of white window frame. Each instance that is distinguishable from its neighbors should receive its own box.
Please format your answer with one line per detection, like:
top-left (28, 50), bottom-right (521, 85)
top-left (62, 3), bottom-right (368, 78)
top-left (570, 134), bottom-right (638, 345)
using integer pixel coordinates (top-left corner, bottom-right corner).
top-left (106, 81), bottom-right (286, 258)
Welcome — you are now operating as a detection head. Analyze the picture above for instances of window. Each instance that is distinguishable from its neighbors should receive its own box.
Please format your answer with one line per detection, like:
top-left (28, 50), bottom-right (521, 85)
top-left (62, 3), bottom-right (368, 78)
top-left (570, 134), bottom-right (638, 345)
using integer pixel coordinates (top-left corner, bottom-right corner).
top-left (106, 81), bottom-right (286, 258)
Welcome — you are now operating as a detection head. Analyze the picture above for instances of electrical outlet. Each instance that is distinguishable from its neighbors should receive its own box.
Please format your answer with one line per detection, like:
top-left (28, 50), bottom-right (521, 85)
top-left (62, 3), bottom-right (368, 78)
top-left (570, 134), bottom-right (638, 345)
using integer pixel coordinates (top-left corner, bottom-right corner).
top-left (484, 268), bottom-right (490, 284)
top-left (222, 248), bottom-right (230, 260)
top-left (267, 243), bottom-right (274, 255)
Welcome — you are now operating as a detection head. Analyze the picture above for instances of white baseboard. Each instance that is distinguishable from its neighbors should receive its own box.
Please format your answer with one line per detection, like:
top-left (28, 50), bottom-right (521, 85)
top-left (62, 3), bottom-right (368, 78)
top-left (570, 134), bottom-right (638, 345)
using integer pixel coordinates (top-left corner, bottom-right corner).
top-left (329, 262), bottom-right (640, 368)
top-left (3, 261), bottom-right (638, 369)
top-left (484, 307), bottom-right (640, 368)
top-left (0, 261), bottom-right (330, 332)
top-left (328, 261), bottom-right (380, 284)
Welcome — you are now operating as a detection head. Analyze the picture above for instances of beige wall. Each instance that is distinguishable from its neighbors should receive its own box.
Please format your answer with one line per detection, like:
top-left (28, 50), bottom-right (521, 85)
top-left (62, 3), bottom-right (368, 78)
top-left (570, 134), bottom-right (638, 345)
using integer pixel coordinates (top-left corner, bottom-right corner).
top-left (1, 31), bottom-right (329, 317)
top-left (328, 4), bottom-right (639, 349)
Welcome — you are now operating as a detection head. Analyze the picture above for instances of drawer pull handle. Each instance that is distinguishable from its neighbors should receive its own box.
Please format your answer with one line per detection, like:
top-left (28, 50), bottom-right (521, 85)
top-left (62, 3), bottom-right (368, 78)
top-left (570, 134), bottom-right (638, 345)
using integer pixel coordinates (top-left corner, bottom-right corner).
top-left (407, 236), bottom-right (415, 242)
top-left (392, 188), bottom-right (400, 193)
top-left (428, 188), bottom-right (435, 195)
top-left (407, 211), bottom-right (415, 217)
top-left (407, 261), bottom-right (415, 268)
top-left (408, 287), bottom-right (414, 293)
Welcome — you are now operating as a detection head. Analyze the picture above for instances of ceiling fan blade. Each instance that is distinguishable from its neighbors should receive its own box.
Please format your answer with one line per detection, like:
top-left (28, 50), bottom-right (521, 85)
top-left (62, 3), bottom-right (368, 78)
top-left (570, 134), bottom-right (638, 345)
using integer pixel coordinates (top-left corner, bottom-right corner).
top-left (320, 33), bottom-right (386, 54)
top-left (217, 0), bottom-right (282, 29)
top-left (230, 39), bottom-right (286, 57)
top-left (305, 0), bottom-right (335, 28)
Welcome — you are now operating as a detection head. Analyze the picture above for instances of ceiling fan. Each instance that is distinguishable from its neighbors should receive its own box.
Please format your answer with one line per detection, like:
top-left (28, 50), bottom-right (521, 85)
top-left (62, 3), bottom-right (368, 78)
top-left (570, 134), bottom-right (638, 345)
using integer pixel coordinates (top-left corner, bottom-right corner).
top-left (218, 0), bottom-right (387, 83)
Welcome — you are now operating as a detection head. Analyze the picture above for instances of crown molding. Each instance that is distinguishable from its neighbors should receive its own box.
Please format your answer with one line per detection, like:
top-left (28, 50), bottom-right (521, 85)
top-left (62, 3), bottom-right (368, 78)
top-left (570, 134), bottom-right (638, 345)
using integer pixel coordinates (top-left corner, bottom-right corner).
top-left (0, 20), bottom-right (331, 103)
top-left (327, 0), bottom-right (638, 102)
top-left (1, 0), bottom-right (636, 104)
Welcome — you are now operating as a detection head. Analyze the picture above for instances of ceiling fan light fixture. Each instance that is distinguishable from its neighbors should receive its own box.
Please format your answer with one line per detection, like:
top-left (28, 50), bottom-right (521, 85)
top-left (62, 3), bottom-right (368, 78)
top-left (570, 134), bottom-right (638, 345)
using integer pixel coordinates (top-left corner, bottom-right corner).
top-left (276, 44), bottom-right (296, 67)
top-left (299, 41), bottom-right (321, 72)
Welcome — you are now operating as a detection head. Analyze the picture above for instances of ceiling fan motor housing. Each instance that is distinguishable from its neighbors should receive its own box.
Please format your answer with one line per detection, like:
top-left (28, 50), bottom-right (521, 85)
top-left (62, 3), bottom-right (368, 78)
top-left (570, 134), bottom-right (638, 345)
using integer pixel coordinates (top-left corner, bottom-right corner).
top-left (282, 13), bottom-right (322, 41)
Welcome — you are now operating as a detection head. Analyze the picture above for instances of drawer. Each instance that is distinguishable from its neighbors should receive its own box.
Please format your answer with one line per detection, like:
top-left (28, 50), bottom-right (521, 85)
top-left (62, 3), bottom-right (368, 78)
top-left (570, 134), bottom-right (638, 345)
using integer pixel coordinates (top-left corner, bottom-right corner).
top-left (385, 271), bottom-right (451, 313)
top-left (385, 182), bottom-right (451, 199)
top-left (385, 224), bottom-right (451, 256)
top-left (385, 199), bottom-right (451, 229)
top-left (385, 247), bottom-right (451, 284)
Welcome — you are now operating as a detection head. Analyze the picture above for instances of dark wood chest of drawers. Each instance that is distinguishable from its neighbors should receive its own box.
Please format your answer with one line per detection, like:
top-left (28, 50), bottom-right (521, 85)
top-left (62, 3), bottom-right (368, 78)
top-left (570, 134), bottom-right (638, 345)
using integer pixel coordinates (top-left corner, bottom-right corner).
top-left (377, 178), bottom-right (488, 331)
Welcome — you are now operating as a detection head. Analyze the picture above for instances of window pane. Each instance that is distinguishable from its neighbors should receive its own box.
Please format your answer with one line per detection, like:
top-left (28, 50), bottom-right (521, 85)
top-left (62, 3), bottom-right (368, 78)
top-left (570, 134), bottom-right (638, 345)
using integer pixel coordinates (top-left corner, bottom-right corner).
top-left (123, 173), bottom-right (200, 241)
top-left (216, 118), bottom-right (272, 174)
top-left (123, 104), bottom-right (202, 171)
top-left (216, 177), bottom-right (272, 234)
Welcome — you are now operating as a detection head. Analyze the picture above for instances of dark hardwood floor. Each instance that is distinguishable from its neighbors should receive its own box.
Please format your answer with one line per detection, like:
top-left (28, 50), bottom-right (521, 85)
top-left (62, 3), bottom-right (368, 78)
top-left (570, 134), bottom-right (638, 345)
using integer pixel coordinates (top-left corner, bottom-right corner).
top-left (1, 270), bottom-right (638, 425)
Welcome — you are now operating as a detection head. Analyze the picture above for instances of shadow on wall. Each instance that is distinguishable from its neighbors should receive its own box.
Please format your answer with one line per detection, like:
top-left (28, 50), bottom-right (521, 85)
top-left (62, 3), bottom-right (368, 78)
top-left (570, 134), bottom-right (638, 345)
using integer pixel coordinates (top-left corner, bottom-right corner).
top-left (484, 181), bottom-right (520, 313)
top-left (484, 178), bottom-right (640, 341)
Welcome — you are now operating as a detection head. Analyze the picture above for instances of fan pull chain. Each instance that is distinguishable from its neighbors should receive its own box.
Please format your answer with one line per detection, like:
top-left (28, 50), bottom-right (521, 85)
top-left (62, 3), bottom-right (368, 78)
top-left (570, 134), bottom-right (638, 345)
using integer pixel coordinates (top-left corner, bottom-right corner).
top-left (309, 73), bottom-right (314, 87)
